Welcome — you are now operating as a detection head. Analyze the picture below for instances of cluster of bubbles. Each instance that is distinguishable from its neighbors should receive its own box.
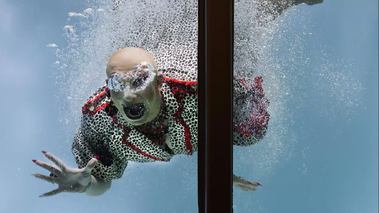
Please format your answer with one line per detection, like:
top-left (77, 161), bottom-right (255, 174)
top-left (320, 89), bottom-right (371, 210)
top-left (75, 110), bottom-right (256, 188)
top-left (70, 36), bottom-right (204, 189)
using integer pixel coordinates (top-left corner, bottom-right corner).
top-left (54, 0), bottom-right (201, 135)
top-left (233, 3), bottom-right (364, 183)
top-left (232, 0), bottom-right (296, 179)
top-left (107, 61), bottom-right (156, 95)
top-left (50, 0), bottom-right (363, 197)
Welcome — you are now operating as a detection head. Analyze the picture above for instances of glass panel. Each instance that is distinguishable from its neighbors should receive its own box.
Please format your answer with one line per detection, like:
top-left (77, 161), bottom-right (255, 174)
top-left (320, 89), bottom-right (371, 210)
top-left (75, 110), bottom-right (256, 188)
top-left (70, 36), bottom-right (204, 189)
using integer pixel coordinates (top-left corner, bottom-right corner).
top-left (20, 0), bottom-right (199, 212)
top-left (233, 0), bottom-right (377, 212)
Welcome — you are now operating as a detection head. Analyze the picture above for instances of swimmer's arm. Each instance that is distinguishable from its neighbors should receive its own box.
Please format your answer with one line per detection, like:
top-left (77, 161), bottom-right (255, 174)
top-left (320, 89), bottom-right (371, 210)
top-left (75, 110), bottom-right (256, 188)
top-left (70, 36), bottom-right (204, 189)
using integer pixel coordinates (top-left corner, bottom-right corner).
top-left (85, 176), bottom-right (112, 196)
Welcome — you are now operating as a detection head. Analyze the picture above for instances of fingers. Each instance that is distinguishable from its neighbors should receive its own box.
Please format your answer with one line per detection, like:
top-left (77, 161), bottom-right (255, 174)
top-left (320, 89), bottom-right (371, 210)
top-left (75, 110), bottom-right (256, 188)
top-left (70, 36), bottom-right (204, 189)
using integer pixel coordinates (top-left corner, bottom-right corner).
top-left (84, 156), bottom-right (99, 173)
top-left (32, 173), bottom-right (59, 184)
top-left (245, 185), bottom-right (257, 191)
top-left (32, 160), bottom-right (62, 175)
top-left (233, 174), bottom-right (262, 188)
top-left (42, 151), bottom-right (67, 170)
top-left (233, 175), bottom-right (261, 191)
top-left (247, 181), bottom-right (262, 187)
top-left (236, 183), bottom-right (257, 191)
top-left (39, 188), bottom-right (63, 198)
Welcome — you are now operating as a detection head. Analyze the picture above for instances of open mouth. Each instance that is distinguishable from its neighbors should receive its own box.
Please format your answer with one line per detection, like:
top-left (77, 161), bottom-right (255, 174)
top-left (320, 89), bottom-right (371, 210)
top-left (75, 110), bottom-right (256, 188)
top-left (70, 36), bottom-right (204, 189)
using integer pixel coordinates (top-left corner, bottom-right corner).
top-left (123, 103), bottom-right (146, 120)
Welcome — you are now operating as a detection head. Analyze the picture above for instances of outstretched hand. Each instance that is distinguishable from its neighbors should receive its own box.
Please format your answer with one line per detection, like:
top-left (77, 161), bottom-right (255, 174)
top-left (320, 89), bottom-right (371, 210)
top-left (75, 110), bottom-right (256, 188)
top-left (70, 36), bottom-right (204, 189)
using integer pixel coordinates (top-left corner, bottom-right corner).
top-left (233, 174), bottom-right (262, 191)
top-left (32, 151), bottom-right (98, 197)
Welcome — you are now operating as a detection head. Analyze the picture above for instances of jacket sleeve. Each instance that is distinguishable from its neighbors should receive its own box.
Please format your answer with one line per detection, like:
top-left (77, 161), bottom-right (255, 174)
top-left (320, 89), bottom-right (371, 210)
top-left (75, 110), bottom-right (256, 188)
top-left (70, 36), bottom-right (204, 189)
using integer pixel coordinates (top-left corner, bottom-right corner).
top-left (71, 114), bottom-right (128, 182)
top-left (233, 76), bottom-right (270, 146)
top-left (162, 77), bottom-right (198, 155)
top-left (181, 84), bottom-right (198, 154)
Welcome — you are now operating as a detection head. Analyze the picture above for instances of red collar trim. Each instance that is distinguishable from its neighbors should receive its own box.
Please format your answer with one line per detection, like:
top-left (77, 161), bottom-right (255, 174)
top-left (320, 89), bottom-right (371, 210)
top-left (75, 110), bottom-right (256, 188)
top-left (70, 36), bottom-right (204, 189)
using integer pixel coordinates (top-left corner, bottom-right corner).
top-left (82, 88), bottom-right (110, 116)
top-left (163, 76), bottom-right (197, 86)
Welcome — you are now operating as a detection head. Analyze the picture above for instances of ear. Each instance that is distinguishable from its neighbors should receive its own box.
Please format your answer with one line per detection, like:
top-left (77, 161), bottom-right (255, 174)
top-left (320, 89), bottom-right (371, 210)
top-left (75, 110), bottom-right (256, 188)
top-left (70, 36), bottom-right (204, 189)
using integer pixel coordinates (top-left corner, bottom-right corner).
top-left (156, 73), bottom-right (164, 90)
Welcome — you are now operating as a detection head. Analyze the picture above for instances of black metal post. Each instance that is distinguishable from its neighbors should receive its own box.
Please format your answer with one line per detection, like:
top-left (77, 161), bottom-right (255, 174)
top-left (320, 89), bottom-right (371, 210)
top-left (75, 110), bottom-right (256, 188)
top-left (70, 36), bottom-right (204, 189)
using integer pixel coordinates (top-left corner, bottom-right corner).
top-left (198, 0), bottom-right (234, 212)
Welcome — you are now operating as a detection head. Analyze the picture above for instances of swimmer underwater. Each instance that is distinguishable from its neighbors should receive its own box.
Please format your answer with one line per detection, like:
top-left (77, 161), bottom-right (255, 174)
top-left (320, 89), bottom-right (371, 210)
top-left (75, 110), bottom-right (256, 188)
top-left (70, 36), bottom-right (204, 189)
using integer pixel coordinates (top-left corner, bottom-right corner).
top-left (32, 0), bottom-right (323, 197)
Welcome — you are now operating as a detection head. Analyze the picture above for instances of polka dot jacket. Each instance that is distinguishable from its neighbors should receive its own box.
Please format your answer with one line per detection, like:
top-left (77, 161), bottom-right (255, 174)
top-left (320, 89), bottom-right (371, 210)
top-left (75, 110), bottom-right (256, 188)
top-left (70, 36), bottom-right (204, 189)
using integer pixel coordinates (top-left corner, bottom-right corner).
top-left (72, 76), bottom-right (269, 181)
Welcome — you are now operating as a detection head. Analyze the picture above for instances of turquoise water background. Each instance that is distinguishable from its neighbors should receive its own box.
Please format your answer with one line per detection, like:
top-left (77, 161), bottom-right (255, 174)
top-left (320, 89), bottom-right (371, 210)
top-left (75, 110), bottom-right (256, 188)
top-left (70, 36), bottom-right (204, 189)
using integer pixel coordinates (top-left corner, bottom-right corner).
top-left (0, 0), bottom-right (377, 213)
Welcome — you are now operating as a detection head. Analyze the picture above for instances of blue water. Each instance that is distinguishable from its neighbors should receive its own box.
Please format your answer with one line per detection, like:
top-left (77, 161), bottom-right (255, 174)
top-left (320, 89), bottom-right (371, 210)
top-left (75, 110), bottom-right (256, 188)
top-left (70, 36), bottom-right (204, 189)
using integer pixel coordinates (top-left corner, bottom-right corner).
top-left (0, 0), bottom-right (377, 213)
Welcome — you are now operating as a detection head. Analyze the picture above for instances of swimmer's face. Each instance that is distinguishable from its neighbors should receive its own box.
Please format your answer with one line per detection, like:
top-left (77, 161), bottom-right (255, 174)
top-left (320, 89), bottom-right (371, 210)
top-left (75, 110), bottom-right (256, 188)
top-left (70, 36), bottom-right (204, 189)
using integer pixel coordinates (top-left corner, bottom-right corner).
top-left (106, 48), bottom-right (162, 126)
top-left (108, 66), bottom-right (162, 126)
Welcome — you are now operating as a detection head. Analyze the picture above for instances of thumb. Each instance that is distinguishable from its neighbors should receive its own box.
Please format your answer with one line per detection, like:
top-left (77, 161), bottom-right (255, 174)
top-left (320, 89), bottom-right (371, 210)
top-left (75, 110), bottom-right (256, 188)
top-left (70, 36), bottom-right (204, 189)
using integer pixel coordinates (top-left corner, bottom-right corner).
top-left (85, 156), bottom-right (99, 172)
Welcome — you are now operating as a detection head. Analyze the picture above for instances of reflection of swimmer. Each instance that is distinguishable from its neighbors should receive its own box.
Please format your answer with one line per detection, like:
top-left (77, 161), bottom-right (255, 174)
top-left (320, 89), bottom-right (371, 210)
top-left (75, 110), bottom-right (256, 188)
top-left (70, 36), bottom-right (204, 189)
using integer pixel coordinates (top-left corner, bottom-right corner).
top-left (32, 0), bottom-right (323, 197)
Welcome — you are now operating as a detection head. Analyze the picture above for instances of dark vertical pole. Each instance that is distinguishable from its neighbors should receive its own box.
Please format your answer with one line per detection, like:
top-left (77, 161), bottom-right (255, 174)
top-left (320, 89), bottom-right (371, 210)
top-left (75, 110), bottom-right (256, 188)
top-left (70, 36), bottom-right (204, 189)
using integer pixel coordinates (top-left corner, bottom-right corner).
top-left (205, 0), bottom-right (233, 211)
top-left (197, 0), bottom-right (206, 212)
top-left (198, 0), bottom-right (234, 212)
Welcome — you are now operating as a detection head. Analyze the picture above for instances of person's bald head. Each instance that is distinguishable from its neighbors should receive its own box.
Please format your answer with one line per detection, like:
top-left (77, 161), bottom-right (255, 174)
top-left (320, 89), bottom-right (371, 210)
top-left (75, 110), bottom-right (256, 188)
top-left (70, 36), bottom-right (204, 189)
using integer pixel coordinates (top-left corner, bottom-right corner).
top-left (105, 47), bottom-right (163, 126)
top-left (106, 47), bottom-right (157, 77)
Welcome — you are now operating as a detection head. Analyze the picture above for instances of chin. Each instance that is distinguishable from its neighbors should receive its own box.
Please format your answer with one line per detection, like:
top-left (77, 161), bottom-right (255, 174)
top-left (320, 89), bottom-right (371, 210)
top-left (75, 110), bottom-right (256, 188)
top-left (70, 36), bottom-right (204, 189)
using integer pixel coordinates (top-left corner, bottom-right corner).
top-left (124, 117), bottom-right (144, 126)
top-left (123, 114), bottom-right (149, 126)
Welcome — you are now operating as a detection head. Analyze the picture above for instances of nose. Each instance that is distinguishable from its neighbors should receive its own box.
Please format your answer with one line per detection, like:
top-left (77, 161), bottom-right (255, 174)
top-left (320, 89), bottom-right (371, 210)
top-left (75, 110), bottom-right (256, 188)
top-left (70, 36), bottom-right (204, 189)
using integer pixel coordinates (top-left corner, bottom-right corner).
top-left (124, 92), bottom-right (137, 102)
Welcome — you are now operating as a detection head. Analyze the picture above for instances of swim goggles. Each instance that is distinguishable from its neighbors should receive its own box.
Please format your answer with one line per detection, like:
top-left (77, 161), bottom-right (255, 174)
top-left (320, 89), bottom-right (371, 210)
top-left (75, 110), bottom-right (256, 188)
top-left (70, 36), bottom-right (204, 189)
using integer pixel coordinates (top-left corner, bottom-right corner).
top-left (107, 61), bottom-right (156, 94)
